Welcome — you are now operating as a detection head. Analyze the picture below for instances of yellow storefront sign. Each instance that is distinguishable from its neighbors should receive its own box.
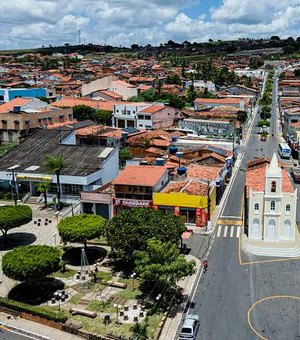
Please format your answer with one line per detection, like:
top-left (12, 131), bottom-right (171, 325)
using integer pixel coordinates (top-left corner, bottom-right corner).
top-left (153, 192), bottom-right (208, 209)
top-left (16, 175), bottom-right (52, 182)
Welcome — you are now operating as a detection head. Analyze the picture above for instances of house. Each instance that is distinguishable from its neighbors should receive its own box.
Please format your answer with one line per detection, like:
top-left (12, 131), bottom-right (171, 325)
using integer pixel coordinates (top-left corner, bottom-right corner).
top-left (113, 103), bottom-right (177, 129)
top-left (244, 154), bottom-right (300, 256)
top-left (194, 98), bottom-right (244, 111)
top-left (0, 129), bottom-right (119, 202)
top-left (112, 165), bottom-right (169, 216)
top-left (81, 76), bottom-right (138, 100)
top-left (0, 97), bottom-right (73, 144)
top-left (0, 87), bottom-right (56, 103)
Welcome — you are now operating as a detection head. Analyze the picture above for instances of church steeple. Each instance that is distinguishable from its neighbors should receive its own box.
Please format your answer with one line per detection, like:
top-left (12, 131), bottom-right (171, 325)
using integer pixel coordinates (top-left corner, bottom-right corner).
top-left (266, 153), bottom-right (281, 178)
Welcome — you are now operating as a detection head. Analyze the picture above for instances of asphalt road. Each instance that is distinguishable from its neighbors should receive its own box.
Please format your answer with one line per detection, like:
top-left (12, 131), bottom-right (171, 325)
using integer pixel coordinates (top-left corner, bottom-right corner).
top-left (185, 73), bottom-right (300, 340)
top-left (0, 326), bottom-right (36, 340)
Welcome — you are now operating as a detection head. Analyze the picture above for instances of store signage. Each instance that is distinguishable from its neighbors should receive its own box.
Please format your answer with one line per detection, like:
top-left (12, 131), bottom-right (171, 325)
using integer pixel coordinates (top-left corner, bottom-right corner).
top-left (114, 199), bottom-right (152, 208)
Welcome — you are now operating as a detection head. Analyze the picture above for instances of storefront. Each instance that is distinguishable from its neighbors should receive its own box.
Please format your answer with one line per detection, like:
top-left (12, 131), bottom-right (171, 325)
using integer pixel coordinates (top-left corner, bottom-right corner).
top-left (113, 198), bottom-right (152, 216)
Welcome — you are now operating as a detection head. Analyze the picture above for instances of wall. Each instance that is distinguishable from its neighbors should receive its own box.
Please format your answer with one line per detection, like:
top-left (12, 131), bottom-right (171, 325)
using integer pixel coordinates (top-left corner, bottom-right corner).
top-left (81, 76), bottom-right (117, 97)
top-left (151, 106), bottom-right (177, 129)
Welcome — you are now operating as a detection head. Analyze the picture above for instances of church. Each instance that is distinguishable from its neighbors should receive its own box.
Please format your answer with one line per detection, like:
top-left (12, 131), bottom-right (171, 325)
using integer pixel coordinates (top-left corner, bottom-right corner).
top-left (245, 154), bottom-right (298, 243)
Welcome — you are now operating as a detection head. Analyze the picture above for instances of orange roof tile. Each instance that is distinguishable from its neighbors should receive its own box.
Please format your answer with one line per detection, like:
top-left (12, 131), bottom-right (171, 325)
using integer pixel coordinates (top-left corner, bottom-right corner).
top-left (113, 165), bottom-right (168, 187)
top-left (187, 165), bottom-right (222, 180)
top-left (194, 98), bottom-right (241, 104)
top-left (163, 179), bottom-right (208, 196)
top-left (52, 97), bottom-right (118, 111)
top-left (141, 105), bottom-right (165, 114)
top-left (99, 90), bottom-right (122, 99)
top-left (0, 97), bottom-right (33, 113)
top-left (246, 164), bottom-right (294, 197)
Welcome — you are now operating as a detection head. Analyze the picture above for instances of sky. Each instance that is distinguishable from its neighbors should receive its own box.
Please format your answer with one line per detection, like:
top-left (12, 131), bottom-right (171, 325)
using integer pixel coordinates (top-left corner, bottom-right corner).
top-left (0, 0), bottom-right (300, 50)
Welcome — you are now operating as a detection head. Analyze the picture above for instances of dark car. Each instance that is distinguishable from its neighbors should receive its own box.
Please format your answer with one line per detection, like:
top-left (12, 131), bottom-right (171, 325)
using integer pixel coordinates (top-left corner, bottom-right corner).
top-left (261, 136), bottom-right (267, 141)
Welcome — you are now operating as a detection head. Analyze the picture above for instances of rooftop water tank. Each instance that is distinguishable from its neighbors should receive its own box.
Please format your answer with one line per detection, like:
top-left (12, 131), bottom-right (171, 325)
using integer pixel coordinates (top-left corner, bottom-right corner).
top-left (177, 167), bottom-right (187, 176)
top-left (169, 145), bottom-right (178, 155)
top-left (155, 158), bottom-right (165, 166)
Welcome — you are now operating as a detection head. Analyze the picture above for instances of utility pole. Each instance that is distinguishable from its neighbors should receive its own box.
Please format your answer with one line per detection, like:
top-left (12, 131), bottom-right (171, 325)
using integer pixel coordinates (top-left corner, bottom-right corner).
top-left (207, 180), bottom-right (211, 223)
top-left (9, 169), bottom-right (18, 205)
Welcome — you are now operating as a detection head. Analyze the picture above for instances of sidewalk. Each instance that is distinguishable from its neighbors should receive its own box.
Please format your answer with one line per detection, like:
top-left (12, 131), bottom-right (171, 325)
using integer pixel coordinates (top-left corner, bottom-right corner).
top-left (0, 312), bottom-right (82, 340)
top-left (158, 255), bottom-right (202, 340)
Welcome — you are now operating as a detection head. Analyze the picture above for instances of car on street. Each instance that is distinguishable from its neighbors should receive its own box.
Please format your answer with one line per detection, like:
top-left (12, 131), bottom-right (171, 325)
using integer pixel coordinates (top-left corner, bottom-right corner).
top-left (261, 136), bottom-right (267, 141)
top-left (179, 314), bottom-right (200, 339)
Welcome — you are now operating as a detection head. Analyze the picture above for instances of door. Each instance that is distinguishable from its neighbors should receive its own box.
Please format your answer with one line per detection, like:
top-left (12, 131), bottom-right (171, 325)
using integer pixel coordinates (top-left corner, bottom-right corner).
top-left (266, 219), bottom-right (276, 242)
top-left (282, 219), bottom-right (292, 240)
top-left (251, 218), bottom-right (261, 240)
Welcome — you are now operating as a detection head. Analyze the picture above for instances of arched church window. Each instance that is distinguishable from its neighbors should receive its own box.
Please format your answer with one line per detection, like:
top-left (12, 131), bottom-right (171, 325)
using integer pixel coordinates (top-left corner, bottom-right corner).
top-left (271, 181), bottom-right (276, 193)
top-left (271, 201), bottom-right (275, 211)
top-left (286, 204), bottom-right (291, 212)
top-left (254, 203), bottom-right (259, 211)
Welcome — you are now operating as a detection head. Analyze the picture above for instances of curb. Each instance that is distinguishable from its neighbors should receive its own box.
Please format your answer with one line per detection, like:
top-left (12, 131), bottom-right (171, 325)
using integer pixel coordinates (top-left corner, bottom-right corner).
top-left (0, 320), bottom-right (52, 340)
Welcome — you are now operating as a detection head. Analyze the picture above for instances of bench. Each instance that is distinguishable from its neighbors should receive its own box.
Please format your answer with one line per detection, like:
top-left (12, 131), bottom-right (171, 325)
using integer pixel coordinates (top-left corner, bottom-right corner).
top-left (105, 280), bottom-right (127, 289)
top-left (69, 308), bottom-right (97, 318)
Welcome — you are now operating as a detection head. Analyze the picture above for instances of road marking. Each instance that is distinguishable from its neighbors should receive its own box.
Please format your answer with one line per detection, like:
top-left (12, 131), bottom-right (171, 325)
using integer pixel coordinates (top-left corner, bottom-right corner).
top-left (217, 225), bottom-right (222, 237)
top-left (223, 225), bottom-right (228, 237)
top-left (217, 219), bottom-right (243, 226)
top-left (230, 227), bottom-right (234, 238)
top-left (247, 296), bottom-right (300, 340)
top-left (236, 227), bottom-right (241, 238)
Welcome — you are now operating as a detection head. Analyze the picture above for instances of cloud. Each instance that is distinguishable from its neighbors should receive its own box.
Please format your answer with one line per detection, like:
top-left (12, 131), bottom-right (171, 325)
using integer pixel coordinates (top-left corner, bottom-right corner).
top-left (0, 0), bottom-right (300, 49)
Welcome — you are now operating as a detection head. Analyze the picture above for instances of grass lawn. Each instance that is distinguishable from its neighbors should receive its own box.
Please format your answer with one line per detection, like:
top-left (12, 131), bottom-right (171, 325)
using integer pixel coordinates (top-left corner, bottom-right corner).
top-left (68, 293), bottom-right (83, 305)
top-left (87, 300), bottom-right (115, 313)
top-left (50, 269), bottom-right (77, 279)
top-left (96, 271), bottom-right (112, 283)
top-left (115, 288), bottom-right (141, 301)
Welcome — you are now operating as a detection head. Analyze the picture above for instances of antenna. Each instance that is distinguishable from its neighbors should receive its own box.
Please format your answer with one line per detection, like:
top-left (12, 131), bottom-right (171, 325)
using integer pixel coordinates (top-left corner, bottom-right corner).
top-left (78, 30), bottom-right (81, 45)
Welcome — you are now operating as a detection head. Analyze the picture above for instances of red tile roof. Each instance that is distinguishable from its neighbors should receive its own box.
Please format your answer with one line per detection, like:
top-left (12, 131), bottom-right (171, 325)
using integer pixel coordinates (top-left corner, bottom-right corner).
top-left (113, 165), bottom-right (168, 187)
top-left (162, 179), bottom-right (208, 196)
top-left (52, 97), bottom-right (119, 111)
top-left (187, 165), bottom-right (222, 180)
top-left (194, 98), bottom-right (241, 104)
top-left (140, 105), bottom-right (165, 114)
top-left (0, 97), bottom-right (32, 113)
top-left (246, 164), bottom-right (294, 197)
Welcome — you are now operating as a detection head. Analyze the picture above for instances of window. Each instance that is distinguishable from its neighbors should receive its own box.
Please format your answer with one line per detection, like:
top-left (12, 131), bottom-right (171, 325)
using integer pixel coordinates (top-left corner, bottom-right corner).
top-left (254, 203), bottom-right (259, 211)
top-left (271, 181), bottom-right (276, 193)
top-left (286, 204), bottom-right (291, 212)
top-left (271, 201), bottom-right (275, 211)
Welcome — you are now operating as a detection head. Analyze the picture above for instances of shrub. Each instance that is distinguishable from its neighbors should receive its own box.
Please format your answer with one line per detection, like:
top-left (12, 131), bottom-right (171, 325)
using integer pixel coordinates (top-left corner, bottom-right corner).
top-left (0, 296), bottom-right (68, 323)
top-left (57, 214), bottom-right (105, 248)
top-left (2, 245), bottom-right (61, 282)
top-left (0, 205), bottom-right (32, 236)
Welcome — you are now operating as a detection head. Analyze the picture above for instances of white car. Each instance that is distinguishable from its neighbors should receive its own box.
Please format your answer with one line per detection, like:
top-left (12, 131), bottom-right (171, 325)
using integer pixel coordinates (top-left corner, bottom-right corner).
top-left (179, 314), bottom-right (200, 339)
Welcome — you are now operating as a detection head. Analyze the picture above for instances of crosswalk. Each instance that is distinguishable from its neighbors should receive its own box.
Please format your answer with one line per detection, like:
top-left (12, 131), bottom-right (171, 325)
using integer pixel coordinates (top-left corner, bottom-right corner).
top-left (216, 225), bottom-right (241, 239)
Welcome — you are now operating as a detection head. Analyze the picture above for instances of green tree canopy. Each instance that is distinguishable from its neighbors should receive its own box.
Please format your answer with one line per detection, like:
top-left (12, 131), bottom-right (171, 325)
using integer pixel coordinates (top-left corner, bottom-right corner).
top-left (2, 245), bottom-right (61, 282)
top-left (135, 238), bottom-right (195, 289)
top-left (237, 111), bottom-right (248, 124)
top-left (104, 208), bottom-right (186, 262)
top-left (0, 205), bottom-right (32, 236)
top-left (57, 214), bottom-right (105, 248)
top-left (73, 105), bottom-right (96, 121)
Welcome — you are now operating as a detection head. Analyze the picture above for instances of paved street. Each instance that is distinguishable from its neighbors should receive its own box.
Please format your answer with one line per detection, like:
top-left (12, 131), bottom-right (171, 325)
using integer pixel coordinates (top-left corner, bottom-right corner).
top-left (184, 72), bottom-right (300, 340)
top-left (0, 326), bottom-right (35, 340)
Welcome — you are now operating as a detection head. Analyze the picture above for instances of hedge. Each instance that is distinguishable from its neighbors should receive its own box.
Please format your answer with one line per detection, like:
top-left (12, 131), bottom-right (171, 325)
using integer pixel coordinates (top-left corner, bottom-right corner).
top-left (0, 296), bottom-right (68, 323)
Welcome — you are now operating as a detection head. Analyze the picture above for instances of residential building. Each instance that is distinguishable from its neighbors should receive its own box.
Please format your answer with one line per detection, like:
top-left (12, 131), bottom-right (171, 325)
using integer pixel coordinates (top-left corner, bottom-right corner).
top-left (194, 97), bottom-right (244, 111)
top-left (0, 98), bottom-right (73, 144)
top-left (112, 165), bottom-right (169, 216)
top-left (113, 103), bottom-right (177, 129)
top-left (0, 87), bottom-right (56, 103)
top-left (82, 76), bottom-right (138, 100)
top-left (245, 154), bottom-right (297, 243)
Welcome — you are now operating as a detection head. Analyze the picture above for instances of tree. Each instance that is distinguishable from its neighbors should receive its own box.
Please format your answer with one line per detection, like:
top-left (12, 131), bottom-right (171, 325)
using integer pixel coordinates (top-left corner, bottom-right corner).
top-left (0, 205), bottom-right (32, 236)
top-left (283, 45), bottom-right (295, 54)
top-left (37, 182), bottom-right (50, 207)
top-left (294, 69), bottom-right (300, 77)
top-left (237, 111), bottom-right (248, 124)
top-left (135, 238), bottom-right (195, 290)
top-left (270, 36), bottom-right (280, 41)
top-left (57, 214), bottom-right (105, 249)
top-left (2, 245), bottom-right (61, 282)
top-left (43, 154), bottom-right (67, 210)
top-left (166, 94), bottom-right (185, 109)
top-left (165, 74), bottom-right (182, 85)
top-left (104, 208), bottom-right (186, 262)
top-left (73, 105), bottom-right (96, 121)
top-left (94, 110), bottom-right (112, 125)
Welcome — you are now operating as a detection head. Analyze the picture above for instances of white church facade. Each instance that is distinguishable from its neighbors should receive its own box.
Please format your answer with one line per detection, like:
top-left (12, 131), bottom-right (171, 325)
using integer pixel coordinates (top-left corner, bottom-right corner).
top-left (246, 154), bottom-right (297, 243)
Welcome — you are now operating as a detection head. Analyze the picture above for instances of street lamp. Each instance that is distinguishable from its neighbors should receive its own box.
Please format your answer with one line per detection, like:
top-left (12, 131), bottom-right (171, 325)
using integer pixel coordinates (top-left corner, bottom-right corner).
top-left (113, 304), bottom-right (122, 324)
top-left (55, 211), bottom-right (59, 224)
top-left (130, 272), bottom-right (136, 291)
top-left (52, 232), bottom-right (57, 246)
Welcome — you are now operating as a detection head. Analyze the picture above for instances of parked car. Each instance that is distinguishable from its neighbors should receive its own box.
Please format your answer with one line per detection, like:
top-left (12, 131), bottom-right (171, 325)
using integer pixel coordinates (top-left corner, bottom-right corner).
top-left (261, 136), bottom-right (267, 141)
top-left (179, 314), bottom-right (200, 339)
top-left (291, 167), bottom-right (300, 182)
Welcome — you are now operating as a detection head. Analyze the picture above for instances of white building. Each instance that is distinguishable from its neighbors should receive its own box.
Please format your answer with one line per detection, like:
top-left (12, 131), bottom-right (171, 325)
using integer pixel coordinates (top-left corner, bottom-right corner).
top-left (246, 154), bottom-right (298, 245)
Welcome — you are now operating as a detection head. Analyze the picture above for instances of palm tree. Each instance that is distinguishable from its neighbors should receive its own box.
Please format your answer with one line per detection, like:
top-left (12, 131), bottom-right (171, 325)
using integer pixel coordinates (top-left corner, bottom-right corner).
top-left (43, 155), bottom-right (67, 210)
top-left (37, 182), bottom-right (50, 207)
